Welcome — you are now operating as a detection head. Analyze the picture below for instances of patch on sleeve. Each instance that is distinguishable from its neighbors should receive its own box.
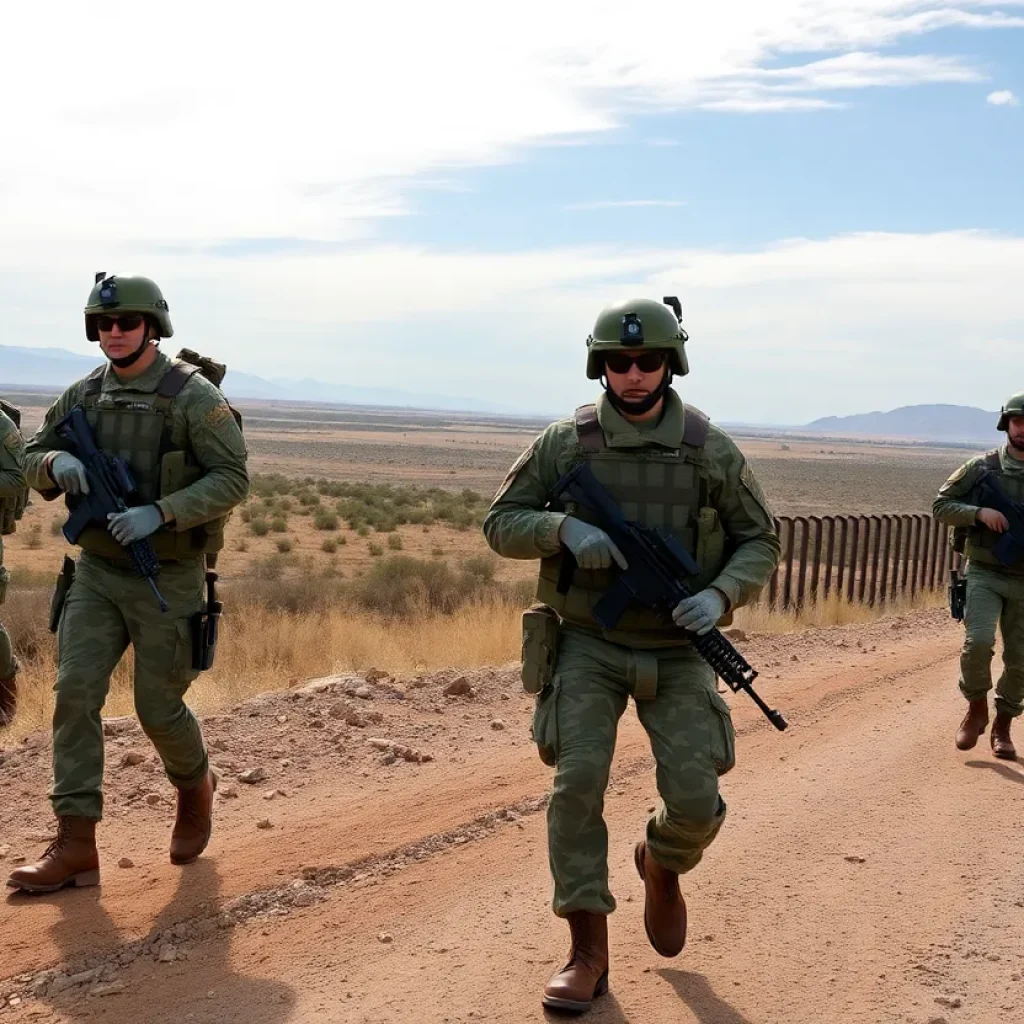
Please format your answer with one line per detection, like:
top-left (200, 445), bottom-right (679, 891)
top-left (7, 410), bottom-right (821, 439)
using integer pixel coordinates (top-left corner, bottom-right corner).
top-left (739, 461), bottom-right (774, 518)
top-left (202, 402), bottom-right (235, 431)
top-left (938, 462), bottom-right (971, 494)
top-left (492, 444), bottom-right (537, 503)
top-left (2, 430), bottom-right (24, 459)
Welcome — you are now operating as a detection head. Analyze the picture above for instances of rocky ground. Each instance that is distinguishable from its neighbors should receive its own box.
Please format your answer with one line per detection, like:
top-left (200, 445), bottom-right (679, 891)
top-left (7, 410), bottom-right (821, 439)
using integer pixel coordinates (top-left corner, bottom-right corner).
top-left (3, 608), bottom-right (1023, 1024)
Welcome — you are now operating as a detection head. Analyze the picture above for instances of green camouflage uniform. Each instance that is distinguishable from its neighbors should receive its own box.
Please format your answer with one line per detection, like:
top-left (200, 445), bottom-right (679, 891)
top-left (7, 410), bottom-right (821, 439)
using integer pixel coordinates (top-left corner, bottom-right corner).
top-left (484, 389), bottom-right (779, 916)
top-left (933, 446), bottom-right (1024, 716)
top-left (0, 409), bottom-right (27, 681)
top-left (25, 350), bottom-right (249, 819)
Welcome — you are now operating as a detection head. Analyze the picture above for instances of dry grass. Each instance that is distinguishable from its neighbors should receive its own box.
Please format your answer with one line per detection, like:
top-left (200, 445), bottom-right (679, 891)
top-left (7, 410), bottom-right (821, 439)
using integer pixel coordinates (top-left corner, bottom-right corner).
top-left (1, 577), bottom-right (943, 744)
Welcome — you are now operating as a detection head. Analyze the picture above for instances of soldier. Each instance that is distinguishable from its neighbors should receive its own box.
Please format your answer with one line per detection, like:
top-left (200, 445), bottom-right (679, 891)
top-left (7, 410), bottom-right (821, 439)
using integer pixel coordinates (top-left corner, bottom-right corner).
top-left (483, 298), bottom-right (780, 1012)
top-left (934, 392), bottom-right (1024, 760)
top-left (7, 274), bottom-right (249, 894)
top-left (0, 401), bottom-right (27, 726)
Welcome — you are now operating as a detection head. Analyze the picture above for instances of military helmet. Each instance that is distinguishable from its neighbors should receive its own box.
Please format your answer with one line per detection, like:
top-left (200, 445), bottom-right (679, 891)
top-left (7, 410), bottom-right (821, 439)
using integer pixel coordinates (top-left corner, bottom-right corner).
top-left (997, 392), bottom-right (1024, 431)
top-left (84, 273), bottom-right (173, 341)
top-left (585, 297), bottom-right (688, 380)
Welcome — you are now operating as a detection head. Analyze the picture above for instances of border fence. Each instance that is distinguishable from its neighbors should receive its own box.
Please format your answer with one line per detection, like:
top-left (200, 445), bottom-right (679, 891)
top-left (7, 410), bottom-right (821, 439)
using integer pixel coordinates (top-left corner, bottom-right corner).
top-left (766, 514), bottom-right (957, 611)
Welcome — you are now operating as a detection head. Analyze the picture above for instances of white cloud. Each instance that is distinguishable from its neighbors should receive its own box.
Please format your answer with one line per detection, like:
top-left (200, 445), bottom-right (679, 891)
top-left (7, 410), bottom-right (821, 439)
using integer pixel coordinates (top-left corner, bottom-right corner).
top-left (5, 230), bottom-right (1024, 424)
top-left (987, 90), bottom-right (1020, 105)
top-left (1, 2), bottom-right (1022, 248)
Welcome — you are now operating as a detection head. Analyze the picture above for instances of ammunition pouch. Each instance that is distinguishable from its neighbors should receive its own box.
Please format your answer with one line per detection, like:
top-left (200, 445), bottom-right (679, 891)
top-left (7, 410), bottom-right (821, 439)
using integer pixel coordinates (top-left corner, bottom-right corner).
top-left (189, 570), bottom-right (222, 671)
top-left (49, 556), bottom-right (76, 633)
top-left (521, 603), bottom-right (561, 694)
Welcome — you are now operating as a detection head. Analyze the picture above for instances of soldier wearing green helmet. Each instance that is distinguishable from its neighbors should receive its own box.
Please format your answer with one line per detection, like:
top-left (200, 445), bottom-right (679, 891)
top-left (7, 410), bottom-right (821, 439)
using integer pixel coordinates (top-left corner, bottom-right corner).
top-left (483, 297), bottom-right (780, 1012)
top-left (934, 390), bottom-right (1024, 760)
top-left (7, 273), bottom-right (249, 895)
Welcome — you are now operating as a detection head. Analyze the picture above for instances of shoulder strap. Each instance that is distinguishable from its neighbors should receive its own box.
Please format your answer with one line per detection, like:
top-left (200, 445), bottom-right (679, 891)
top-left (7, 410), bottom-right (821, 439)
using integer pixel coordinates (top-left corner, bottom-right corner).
top-left (82, 365), bottom-right (106, 405)
top-left (157, 361), bottom-right (201, 400)
top-left (984, 449), bottom-right (1001, 471)
top-left (574, 404), bottom-right (606, 453)
top-left (681, 404), bottom-right (710, 449)
top-left (0, 399), bottom-right (21, 430)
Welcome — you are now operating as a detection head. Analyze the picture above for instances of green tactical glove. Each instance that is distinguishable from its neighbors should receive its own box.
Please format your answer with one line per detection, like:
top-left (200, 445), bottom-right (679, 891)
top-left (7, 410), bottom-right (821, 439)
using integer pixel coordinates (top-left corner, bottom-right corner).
top-left (107, 505), bottom-right (163, 546)
top-left (50, 453), bottom-right (89, 495)
top-left (672, 588), bottom-right (727, 636)
top-left (558, 516), bottom-right (628, 571)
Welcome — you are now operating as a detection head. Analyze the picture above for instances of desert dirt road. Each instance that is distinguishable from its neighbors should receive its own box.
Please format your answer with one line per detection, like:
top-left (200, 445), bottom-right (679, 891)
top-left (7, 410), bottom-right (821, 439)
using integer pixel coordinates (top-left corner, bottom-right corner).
top-left (2, 607), bottom-right (1023, 1024)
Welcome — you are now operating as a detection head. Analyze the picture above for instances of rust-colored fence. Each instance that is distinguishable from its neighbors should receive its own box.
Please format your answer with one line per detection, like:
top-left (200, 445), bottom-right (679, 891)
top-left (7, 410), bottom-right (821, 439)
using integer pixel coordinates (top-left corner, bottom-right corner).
top-left (767, 515), bottom-right (952, 610)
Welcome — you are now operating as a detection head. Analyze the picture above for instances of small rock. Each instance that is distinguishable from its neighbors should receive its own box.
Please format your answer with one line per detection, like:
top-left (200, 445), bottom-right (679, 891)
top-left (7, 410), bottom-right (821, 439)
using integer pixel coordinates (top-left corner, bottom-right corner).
top-left (935, 996), bottom-right (962, 1009)
top-left (365, 668), bottom-right (390, 684)
top-left (263, 790), bottom-right (277, 800)
top-left (444, 676), bottom-right (474, 697)
top-left (346, 711), bottom-right (368, 728)
top-left (367, 738), bottom-right (391, 750)
top-left (121, 751), bottom-right (146, 767)
top-left (378, 932), bottom-right (394, 944)
top-left (354, 686), bottom-right (373, 700)
top-left (157, 944), bottom-right (177, 963)
top-left (382, 753), bottom-right (398, 765)
top-left (844, 855), bottom-right (867, 864)
top-left (490, 719), bottom-right (506, 731)
top-left (724, 628), bottom-right (747, 641)
top-left (91, 981), bottom-right (127, 997)
top-left (0, 844), bottom-right (10, 859)
top-left (146, 793), bottom-right (162, 806)
top-left (118, 857), bottom-right (135, 869)
top-left (790, 654), bottom-right (799, 662)
top-left (239, 767), bottom-right (267, 784)
top-left (257, 818), bottom-right (273, 830)
top-left (208, 738), bottom-right (229, 752)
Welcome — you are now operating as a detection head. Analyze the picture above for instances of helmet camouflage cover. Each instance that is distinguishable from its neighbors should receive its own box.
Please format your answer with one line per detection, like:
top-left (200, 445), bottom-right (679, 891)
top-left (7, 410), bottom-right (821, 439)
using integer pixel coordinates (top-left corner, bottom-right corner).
top-left (84, 274), bottom-right (173, 341)
top-left (585, 297), bottom-right (689, 379)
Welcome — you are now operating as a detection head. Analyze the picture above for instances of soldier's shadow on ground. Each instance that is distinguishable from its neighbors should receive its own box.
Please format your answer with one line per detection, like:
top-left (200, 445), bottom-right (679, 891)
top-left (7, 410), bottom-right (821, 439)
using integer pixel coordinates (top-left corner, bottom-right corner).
top-left (658, 969), bottom-right (755, 1024)
top-left (35, 858), bottom-right (297, 1024)
top-left (965, 758), bottom-right (1024, 782)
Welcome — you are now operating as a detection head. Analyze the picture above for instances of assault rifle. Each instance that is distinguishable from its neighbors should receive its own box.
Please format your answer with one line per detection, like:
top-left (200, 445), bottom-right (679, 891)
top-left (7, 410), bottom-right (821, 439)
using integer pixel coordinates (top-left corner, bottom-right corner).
top-left (975, 470), bottom-right (1024, 568)
top-left (550, 461), bottom-right (787, 731)
top-left (56, 407), bottom-right (168, 611)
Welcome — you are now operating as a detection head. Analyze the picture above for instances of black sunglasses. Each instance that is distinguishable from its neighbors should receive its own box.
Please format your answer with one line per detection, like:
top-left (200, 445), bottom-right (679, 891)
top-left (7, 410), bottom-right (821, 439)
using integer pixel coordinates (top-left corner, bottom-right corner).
top-left (94, 314), bottom-right (145, 333)
top-left (604, 351), bottom-right (666, 375)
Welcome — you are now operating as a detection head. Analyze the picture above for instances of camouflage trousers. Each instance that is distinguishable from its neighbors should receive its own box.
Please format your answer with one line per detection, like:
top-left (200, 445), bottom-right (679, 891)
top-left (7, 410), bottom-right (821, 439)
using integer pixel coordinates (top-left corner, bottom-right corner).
top-left (532, 625), bottom-right (734, 917)
top-left (960, 562), bottom-right (1024, 717)
top-left (51, 552), bottom-right (207, 820)
top-left (0, 621), bottom-right (15, 680)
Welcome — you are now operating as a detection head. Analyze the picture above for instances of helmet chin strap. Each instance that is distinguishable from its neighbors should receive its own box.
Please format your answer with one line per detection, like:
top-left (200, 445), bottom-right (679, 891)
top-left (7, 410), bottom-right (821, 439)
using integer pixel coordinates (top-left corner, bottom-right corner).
top-left (602, 369), bottom-right (672, 416)
top-left (108, 324), bottom-right (154, 369)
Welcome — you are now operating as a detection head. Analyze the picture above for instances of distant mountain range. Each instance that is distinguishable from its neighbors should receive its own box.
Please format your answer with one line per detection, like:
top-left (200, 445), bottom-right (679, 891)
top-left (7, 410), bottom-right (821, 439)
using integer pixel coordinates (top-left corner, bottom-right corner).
top-left (805, 404), bottom-right (999, 442)
top-left (0, 344), bottom-right (520, 415)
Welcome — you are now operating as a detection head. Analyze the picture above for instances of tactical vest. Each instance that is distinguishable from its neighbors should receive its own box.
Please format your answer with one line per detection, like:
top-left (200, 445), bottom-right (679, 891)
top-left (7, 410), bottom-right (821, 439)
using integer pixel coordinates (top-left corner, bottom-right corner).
top-left (963, 449), bottom-right (1024, 574)
top-left (0, 399), bottom-right (29, 539)
top-left (70, 361), bottom-right (230, 562)
top-left (536, 403), bottom-right (729, 643)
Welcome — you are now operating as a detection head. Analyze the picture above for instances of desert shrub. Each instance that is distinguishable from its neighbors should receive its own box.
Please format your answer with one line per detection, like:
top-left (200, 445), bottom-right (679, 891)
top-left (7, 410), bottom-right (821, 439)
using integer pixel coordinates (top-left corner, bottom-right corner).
top-left (270, 516), bottom-right (288, 533)
top-left (368, 542), bottom-right (383, 557)
top-left (276, 538), bottom-right (293, 554)
top-left (313, 509), bottom-right (339, 531)
top-left (26, 524), bottom-right (43, 550)
top-left (321, 538), bottom-right (338, 554)
top-left (387, 534), bottom-right (403, 551)
top-left (249, 518), bottom-right (270, 537)
top-left (50, 517), bottom-right (64, 536)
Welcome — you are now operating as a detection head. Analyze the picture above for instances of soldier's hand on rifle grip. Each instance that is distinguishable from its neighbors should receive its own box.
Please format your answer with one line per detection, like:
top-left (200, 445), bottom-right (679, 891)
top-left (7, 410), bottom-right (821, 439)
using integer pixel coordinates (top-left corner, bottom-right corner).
top-left (672, 588), bottom-right (727, 636)
top-left (977, 508), bottom-right (1010, 534)
top-left (558, 516), bottom-right (628, 571)
top-left (50, 453), bottom-right (89, 495)
top-left (107, 505), bottom-right (163, 546)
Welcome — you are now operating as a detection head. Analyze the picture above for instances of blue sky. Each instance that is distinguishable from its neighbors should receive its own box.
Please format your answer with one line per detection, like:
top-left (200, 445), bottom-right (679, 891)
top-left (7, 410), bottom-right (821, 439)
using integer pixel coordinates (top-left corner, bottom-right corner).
top-left (1, 2), bottom-right (1023, 423)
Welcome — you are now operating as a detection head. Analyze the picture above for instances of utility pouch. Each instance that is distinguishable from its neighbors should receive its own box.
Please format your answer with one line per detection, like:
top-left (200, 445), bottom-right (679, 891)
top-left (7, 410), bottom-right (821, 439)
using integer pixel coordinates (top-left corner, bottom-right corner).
top-left (49, 556), bottom-right (76, 633)
top-left (190, 570), bottom-right (222, 671)
top-left (949, 569), bottom-right (967, 622)
top-left (521, 603), bottom-right (561, 694)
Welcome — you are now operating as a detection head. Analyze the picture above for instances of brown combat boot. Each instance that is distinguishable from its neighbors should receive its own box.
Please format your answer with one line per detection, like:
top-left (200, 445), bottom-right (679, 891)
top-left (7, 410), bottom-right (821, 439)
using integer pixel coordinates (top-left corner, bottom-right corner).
top-left (955, 699), bottom-right (990, 751)
top-left (541, 911), bottom-right (609, 1013)
top-left (634, 840), bottom-right (687, 957)
top-left (170, 770), bottom-right (218, 865)
top-left (6, 816), bottom-right (99, 893)
top-left (991, 711), bottom-right (1017, 760)
top-left (0, 659), bottom-right (18, 727)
